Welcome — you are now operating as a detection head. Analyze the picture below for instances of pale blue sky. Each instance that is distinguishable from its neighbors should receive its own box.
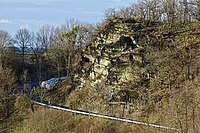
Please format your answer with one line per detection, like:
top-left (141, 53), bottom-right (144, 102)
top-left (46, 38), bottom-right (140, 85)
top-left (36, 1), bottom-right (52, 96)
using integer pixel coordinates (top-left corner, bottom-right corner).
top-left (0, 0), bottom-right (135, 36)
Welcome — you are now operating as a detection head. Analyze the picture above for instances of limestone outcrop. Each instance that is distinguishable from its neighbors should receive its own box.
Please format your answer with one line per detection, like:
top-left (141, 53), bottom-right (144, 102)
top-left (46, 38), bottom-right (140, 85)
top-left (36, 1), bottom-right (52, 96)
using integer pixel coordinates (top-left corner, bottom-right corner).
top-left (77, 17), bottom-right (148, 102)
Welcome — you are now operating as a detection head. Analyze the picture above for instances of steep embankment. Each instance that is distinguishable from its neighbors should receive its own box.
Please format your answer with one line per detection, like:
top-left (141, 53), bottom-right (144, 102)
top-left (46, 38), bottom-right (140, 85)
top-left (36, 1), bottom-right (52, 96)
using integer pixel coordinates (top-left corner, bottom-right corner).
top-left (78, 18), bottom-right (145, 99)
top-left (63, 18), bottom-right (147, 116)
top-left (48, 18), bottom-right (200, 130)
top-left (62, 18), bottom-right (164, 117)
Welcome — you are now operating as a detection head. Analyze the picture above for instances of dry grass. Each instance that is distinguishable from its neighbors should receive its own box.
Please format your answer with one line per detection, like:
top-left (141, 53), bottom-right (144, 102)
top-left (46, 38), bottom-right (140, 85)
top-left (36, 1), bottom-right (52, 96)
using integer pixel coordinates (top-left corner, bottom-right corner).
top-left (13, 106), bottom-right (175, 133)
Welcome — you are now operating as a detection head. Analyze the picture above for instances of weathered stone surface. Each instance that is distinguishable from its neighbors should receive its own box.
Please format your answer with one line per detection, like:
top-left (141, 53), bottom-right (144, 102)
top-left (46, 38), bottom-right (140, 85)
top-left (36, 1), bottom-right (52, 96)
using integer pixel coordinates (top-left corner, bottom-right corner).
top-left (77, 17), bottom-right (147, 101)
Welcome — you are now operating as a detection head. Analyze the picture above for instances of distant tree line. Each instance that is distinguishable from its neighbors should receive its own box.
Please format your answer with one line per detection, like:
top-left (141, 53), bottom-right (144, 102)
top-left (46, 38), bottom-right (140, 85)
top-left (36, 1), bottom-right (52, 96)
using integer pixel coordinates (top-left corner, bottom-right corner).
top-left (105, 0), bottom-right (200, 24)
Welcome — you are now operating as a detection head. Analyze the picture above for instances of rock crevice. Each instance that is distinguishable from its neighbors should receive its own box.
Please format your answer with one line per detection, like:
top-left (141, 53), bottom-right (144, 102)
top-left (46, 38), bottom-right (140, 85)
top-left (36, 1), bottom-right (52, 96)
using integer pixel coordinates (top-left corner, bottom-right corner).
top-left (78, 18), bottom-right (147, 101)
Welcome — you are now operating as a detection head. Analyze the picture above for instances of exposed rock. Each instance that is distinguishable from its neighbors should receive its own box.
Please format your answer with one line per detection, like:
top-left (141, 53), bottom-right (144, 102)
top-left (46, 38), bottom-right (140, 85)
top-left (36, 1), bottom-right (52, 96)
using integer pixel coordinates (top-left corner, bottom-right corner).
top-left (77, 17), bottom-right (148, 102)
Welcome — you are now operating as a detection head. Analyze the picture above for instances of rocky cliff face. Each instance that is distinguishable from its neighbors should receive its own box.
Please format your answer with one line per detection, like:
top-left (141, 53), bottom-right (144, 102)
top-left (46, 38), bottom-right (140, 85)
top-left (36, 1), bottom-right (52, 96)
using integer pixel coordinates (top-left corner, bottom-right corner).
top-left (76, 17), bottom-right (149, 102)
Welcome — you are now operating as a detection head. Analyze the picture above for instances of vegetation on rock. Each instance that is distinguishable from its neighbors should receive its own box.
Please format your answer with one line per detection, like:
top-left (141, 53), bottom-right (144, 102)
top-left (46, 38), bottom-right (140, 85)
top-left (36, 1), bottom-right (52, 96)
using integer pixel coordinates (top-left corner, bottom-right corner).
top-left (1, 0), bottom-right (200, 132)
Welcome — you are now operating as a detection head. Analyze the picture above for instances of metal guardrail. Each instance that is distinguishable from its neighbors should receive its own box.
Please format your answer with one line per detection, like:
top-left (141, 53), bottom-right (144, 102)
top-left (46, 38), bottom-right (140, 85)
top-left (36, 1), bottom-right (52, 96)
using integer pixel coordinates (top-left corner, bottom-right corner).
top-left (12, 84), bottom-right (179, 131)
top-left (33, 100), bottom-right (179, 131)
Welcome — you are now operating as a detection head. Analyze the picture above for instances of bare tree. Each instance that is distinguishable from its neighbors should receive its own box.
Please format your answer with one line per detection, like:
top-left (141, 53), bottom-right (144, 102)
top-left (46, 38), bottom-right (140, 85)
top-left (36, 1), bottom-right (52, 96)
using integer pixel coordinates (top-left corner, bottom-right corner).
top-left (15, 28), bottom-right (33, 95)
top-left (36, 25), bottom-right (54, 53)
top-left (62, 20), bottom-right (90, 77)
top-left (104, 8), bottom-right (116, 19)
top-left (0, 30), bottom-right (13, 70)
top-left (50, 19), bottom-right (85, 78)
top-left (35, 25), bottom-right (54, 80)
top-left (15, 28), bottom-right (33, 70)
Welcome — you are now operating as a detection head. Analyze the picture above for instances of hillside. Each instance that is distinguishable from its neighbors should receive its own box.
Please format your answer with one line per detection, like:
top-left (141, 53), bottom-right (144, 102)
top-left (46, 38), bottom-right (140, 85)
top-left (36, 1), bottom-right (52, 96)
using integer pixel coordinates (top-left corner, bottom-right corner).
top-left (1, 0), bottom-right (200, 132)
top-left (43, 17), bottom-right (200, 132)
top-left (2, 18), bottom-right (199, 133)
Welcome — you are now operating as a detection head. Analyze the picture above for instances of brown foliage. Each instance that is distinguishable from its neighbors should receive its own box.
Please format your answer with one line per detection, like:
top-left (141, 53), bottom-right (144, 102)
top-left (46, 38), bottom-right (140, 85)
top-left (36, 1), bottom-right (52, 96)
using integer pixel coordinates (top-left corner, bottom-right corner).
top-left (17, 107), bottom-right (163, 133)
top-left (0, 67), bottom-right (16, 120)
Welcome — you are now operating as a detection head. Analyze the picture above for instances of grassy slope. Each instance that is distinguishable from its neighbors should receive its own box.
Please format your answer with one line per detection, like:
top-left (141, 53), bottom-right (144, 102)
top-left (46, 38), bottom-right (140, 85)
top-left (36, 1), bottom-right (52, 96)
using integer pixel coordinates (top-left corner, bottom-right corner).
top-left (13, 22), bottom-right (200, 133)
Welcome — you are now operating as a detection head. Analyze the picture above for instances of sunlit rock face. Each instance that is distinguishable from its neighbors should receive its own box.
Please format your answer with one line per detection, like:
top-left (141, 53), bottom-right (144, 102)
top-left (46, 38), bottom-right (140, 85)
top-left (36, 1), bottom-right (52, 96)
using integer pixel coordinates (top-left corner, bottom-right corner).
top-left (78, 17), bottom-right (147, 101)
